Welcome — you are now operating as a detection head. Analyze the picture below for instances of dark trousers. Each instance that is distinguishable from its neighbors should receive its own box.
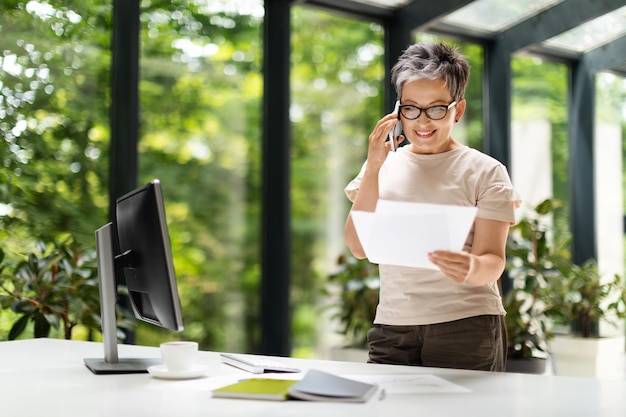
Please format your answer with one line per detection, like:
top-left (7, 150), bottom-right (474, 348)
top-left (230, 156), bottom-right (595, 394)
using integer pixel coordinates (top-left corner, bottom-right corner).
top-left (367, 315), bottom-right (507, 372)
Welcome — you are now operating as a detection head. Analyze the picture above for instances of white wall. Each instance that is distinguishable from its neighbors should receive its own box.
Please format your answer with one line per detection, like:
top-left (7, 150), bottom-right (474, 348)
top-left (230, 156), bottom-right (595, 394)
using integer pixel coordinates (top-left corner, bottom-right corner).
top-left (594, 122), bottom-right (625, 337)
top-left (511, 119), bottom-right (553, 219)
top-left (594, 122), bottom-right (624, 278)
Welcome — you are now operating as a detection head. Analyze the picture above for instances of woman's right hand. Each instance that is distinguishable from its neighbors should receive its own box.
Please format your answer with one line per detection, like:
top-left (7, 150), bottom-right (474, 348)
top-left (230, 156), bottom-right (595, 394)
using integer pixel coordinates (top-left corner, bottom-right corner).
top-left (367, 112), bottom-right (404, 166)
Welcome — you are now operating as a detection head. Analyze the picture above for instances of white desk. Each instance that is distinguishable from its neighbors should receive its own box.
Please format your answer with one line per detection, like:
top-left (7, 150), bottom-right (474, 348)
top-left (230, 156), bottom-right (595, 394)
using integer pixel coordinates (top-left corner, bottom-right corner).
top-left (1, 339), bottom-right (625, 416)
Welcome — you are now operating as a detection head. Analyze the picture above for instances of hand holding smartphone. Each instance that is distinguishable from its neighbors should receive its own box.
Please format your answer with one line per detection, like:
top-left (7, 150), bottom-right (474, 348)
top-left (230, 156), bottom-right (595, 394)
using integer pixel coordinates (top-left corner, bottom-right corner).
top-left (388, 100), bottom-right (402, 152)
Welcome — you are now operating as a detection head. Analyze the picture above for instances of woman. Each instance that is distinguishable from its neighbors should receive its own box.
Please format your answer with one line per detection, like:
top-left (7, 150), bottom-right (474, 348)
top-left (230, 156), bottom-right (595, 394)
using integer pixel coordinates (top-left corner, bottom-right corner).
top-left (344, 42), bottom-right (521, 371)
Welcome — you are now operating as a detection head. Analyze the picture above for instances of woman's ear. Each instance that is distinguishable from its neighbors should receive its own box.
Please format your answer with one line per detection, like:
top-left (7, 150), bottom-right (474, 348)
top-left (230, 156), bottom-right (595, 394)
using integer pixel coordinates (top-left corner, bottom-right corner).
top-left (454, 99), bottom-right (467, 122)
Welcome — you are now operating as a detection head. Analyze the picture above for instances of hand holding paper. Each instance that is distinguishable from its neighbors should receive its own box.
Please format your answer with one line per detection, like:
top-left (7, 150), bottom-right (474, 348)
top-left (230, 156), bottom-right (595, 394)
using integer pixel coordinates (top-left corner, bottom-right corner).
top-left (350, 200), bottom-right (477, 269)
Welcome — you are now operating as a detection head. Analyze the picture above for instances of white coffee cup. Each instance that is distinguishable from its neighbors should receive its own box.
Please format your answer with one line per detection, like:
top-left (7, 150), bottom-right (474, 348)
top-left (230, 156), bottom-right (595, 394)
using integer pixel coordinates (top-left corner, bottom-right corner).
top-left (160, 341), bottom-right (198, 372)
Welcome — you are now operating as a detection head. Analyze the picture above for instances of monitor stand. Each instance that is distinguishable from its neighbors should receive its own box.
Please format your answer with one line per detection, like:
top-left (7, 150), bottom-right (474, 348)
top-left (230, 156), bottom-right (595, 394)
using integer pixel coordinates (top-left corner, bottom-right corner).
top-left (84, 222), bottom-right (162, 374)
top-left (84, 357), bottom-right (162, 374)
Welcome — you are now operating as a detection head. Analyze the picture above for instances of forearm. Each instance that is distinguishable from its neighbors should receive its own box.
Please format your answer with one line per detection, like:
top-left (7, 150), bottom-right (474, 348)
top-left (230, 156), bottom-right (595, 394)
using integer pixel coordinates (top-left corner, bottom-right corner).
top-left (464, 253), bottom-right (505, 287)
top-left (463, 218), bottom-right (509, 286)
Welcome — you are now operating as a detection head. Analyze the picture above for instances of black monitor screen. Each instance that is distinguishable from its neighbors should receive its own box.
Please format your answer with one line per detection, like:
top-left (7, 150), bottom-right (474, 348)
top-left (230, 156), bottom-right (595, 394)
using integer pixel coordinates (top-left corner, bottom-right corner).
top-left (116, 180), bottom-right (183, 331)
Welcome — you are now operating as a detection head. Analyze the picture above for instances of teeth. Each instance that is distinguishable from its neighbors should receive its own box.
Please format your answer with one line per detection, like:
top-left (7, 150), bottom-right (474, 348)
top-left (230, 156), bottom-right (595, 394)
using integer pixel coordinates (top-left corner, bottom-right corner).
top-left (417, 131), bottom-right (434, 136)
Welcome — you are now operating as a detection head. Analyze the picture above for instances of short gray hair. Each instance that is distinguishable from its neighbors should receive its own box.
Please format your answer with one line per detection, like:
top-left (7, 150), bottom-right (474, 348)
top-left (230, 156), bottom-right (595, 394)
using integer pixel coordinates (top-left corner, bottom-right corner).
top-left (391, 43), bottom-right (470, 101)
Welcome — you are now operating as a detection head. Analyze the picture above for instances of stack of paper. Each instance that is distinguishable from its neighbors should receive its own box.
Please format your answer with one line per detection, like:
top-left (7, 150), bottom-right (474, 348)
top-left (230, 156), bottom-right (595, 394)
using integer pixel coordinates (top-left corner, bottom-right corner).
top-left (350, 200), bottom-right (477, 269)
top-left (219, 353), bottom-right (300, 374)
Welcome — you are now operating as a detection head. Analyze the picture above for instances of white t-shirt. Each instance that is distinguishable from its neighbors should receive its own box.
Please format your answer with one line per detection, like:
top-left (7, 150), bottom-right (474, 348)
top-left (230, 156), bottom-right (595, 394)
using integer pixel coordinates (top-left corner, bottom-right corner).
top-left (345, 146), bottom-right (521, 325)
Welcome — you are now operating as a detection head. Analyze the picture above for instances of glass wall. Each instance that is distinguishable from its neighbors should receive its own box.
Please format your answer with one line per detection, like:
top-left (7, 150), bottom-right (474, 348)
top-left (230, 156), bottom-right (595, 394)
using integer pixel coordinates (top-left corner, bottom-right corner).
top-left (289, 6), bottom-right (385, 357)
top-left (0, 1), bottom-right (111, 248)
top-left (0, 1), bottom-right (112, 340)
top-left (511, 55), bottom-right (569, 235)
top-left (136, 0), bottom-right (264, 353)
top-left (0, 0), bottom-right (387, 356)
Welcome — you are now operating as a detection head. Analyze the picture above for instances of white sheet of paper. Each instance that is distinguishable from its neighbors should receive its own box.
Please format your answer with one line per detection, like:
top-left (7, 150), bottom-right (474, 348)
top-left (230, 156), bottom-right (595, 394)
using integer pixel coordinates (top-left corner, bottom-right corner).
top-left (351, 374), bottom-right (471, 394)
top-left (350, 200), bottom-right (477, 269)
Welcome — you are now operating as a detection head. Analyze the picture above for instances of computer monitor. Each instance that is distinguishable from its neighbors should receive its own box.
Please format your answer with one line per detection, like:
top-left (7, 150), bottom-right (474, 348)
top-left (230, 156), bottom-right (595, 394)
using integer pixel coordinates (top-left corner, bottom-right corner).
top-left (84, 179), bottom-right (184, 374)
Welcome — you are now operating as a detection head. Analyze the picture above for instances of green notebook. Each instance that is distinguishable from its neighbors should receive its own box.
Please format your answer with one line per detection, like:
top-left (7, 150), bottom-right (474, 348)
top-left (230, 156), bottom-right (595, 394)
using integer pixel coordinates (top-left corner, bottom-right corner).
top-left (212, 370), bottom-right (378, 403)
top-left (212, 378), bottom-right (298, 401)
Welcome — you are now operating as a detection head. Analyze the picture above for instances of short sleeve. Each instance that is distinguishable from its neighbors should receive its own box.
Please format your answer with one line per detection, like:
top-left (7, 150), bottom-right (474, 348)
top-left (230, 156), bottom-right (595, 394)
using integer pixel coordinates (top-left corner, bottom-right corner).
top-left (477, 165), bottom-right (522, 224)
top-left (344, 161), bottom-right (367, 202)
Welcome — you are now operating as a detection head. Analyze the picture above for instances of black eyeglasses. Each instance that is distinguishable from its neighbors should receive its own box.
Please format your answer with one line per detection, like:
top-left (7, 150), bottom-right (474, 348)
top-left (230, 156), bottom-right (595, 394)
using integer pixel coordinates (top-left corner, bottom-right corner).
top-left (399, 101), bottom-right (457, 120)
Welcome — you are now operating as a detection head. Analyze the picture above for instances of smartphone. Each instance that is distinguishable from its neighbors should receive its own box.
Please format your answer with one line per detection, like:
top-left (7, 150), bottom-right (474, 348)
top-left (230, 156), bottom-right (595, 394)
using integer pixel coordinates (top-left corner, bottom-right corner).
top-left (388, 100), bottom-right (402, 152)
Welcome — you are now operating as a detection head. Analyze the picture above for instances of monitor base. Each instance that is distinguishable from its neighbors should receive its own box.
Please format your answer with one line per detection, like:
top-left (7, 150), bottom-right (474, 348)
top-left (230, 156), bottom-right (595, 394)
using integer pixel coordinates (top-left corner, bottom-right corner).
top-left (84, 357), bottom-right (162, 374)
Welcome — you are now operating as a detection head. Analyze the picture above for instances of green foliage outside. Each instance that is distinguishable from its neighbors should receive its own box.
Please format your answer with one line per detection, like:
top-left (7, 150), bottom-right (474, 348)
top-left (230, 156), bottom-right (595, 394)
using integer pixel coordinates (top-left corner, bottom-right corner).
top-left (0, 0), bottom-right (112, 341)
top-left (133, 0), bottom-right (266, 353)
top-left (0, 0), bottom-right (111, 252)
top-left (289, 7), bottom-right (386, 356)
top-left (0, 1), bottom-right (389, 355)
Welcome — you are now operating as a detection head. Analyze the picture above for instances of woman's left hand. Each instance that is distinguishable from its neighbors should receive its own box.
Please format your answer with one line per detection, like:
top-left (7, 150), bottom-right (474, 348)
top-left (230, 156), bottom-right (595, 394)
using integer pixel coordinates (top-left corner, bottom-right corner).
top-left (427, 250), bottom-right (474, 285)
top-left (428, 218), bottom-right (509, 286)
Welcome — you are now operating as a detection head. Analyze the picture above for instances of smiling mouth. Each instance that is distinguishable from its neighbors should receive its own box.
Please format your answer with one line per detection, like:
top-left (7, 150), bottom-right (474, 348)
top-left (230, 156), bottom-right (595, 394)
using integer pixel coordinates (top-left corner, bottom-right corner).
top-left (416, 130), bottom-right (435, 138)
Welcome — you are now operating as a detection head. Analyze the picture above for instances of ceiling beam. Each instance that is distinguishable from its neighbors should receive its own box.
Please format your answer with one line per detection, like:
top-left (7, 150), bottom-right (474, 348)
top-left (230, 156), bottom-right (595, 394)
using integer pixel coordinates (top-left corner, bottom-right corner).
top-left (385, 0), bottom-right (474, 66)
top-left (397, 0), bottom-right (474, 34)
top-left (295, 0), bottom-right (394, 21)
top-left (499, 0), bottom-right (624, 52)
top-left (582, 36), bottom-right (626, 75)
top-left (298, 0), bottom-right (476, 28)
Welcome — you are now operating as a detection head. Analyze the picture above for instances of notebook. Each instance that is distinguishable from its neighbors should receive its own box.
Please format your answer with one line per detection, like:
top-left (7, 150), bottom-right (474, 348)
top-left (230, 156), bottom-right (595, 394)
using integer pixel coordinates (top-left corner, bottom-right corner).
top-left (212, 378), bottom-right (298, 400)
top-left (212, 369), bottom-right (378, 403)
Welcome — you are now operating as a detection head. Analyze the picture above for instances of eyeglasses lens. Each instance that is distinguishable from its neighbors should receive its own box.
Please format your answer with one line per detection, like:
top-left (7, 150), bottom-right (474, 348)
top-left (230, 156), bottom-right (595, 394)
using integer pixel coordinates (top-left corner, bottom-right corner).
top-left (400, 105), bottom-right (449, 120)
top-left (426, 107), bottom-right (447, 120)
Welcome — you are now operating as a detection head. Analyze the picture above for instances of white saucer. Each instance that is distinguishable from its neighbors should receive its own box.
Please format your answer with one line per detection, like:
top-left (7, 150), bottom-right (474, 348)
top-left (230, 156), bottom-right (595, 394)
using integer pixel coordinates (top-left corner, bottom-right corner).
top-left (147, 364), bottom-right (210, 380)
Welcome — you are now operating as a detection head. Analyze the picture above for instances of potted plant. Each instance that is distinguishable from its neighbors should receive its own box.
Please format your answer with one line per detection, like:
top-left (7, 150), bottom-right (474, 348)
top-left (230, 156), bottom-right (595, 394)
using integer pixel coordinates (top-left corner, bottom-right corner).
top-left (546, 259), bottom-right (626, 337)
top-left (325, 254), bottom-right (379, 361)
top-left (503, 198), bottom-right (565, 373)
top-left (544, 258), bottom-right (626, 378)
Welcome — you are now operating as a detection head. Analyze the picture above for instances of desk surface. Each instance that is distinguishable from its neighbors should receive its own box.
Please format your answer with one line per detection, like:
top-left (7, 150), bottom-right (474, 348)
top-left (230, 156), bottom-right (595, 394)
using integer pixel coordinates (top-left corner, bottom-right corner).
top-left (1, 339), bottom-right (625, 416)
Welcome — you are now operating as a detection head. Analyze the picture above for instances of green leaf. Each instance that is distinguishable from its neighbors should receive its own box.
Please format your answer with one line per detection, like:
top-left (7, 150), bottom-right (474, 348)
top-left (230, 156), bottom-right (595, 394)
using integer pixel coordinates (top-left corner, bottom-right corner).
top-left (27, 252), bottom-right (39, 275)
top-left (44, 313), bottom-right (61, 329)
top-left (8, 314), bottom-right (31, 340)
top-left (11, 299), bottom-right (36, 314)
top-left (34, 314), bottom-right (52, 338)
top-left (0, 294), bottom-right (14, 309)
